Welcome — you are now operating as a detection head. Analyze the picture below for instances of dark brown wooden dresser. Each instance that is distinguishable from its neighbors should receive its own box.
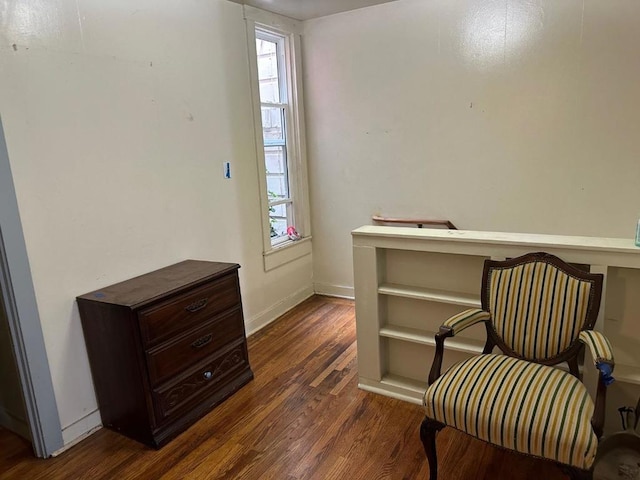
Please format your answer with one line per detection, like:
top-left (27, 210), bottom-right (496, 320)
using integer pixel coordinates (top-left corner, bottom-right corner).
top-left (77, 260), bottom-right (253, 448)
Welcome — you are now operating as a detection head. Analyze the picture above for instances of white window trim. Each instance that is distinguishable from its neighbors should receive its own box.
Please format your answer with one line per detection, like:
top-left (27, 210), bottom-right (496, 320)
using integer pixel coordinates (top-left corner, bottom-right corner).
top-left (244, 6), bottom-right (312, 271)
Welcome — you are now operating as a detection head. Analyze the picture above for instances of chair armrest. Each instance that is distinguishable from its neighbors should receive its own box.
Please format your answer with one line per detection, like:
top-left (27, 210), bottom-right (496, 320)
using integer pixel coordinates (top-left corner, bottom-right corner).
top-left (578, 330), bottom-right (615, 439)
top-left (578, 330), bottom-right (614, 369)
top-left (442, 309), bottom-right (491, 336)
top-left (428, 309), bottom-right (491, 385)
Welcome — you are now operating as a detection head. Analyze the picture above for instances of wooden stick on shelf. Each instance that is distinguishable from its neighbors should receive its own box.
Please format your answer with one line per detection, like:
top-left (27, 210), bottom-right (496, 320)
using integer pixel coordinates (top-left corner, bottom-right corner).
top-left (372, 215), bottom-right (457, 230)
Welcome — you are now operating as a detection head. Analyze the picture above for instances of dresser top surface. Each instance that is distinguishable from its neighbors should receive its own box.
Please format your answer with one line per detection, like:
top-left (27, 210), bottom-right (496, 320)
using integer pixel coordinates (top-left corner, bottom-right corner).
top-left (77, 260), bottom-right (239, 308)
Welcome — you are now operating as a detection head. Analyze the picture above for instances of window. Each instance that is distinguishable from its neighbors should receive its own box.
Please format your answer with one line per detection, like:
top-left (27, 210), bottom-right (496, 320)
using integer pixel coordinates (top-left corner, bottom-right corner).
top-left (244, 6), bottom-right (311, 270)
top-left (256, 30), bottom-right (291, 245)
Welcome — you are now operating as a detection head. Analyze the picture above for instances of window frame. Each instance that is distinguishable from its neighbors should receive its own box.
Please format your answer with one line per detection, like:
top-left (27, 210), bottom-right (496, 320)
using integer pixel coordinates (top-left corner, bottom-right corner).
top-left (256, 29), bottom-right (292, 247)
top-left (244, 6), bottom-right (312, 271)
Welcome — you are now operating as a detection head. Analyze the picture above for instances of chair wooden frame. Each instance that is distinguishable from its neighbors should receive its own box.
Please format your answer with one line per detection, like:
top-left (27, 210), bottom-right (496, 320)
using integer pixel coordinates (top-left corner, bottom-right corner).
top-left (421, 252), bottom-right (607, 480)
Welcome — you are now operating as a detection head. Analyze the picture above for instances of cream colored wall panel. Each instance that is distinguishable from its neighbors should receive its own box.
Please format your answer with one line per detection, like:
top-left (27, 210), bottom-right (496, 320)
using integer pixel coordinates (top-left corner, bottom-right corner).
top-left (304, 0), bottom-right (640, 294)
top-left (0, 0), bottom-right (313, 445)
top-left (0, 0), bottom-right (84, 50)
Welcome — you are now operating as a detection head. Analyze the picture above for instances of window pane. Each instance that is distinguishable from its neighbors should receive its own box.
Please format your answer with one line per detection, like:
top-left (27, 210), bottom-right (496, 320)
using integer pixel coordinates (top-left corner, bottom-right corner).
top-left (261, 107), bottom-right (285, 143)
top-left (265, 146), bottom-right (286, 177)
top-left (269, 202), bottom-right (293, 242)
top-left (267, 175), bottom-right (288, 198)
top-left (265, 146), bottom-right (289, 199)
top-left (270, 203), bottom-right (287, 218)
top-left (256, 38), bottom-right (280, 103)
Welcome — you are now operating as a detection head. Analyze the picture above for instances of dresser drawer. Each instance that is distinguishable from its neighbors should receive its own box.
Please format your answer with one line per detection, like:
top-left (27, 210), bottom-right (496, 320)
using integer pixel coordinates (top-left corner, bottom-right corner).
top-left (152, 343), bottom-right (249, 424)
top-left (145, 308), bottom-right (245, 386)
top-left (138, 273), bottom-right (240, 346)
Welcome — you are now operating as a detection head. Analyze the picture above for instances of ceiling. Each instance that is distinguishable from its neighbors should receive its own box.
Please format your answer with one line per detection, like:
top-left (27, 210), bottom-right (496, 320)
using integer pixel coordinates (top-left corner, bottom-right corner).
top-left (227, 0), bottom-right (398, 21)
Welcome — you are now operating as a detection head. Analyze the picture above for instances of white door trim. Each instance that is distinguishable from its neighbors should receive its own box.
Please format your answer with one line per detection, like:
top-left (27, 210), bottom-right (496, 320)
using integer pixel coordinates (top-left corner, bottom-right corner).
top-left (0, 116), bottom-right (63, 457)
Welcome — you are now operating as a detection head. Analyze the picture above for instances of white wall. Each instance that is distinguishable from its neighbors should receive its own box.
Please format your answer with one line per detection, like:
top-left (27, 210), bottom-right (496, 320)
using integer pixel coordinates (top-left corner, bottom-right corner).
top-left (303, 0), bottom-right (640, 294)
top-left (0, 0), bottom-right (313, 445)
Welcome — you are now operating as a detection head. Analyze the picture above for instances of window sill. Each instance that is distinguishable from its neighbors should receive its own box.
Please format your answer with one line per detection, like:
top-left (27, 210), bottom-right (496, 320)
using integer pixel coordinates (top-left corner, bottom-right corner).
top-left (263, 236), bottom-right (312, 271)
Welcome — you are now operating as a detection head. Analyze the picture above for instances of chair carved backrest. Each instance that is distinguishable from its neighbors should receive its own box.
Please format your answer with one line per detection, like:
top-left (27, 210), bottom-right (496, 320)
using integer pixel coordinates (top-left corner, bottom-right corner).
top-left (481, 252), bottom-right (603, 366)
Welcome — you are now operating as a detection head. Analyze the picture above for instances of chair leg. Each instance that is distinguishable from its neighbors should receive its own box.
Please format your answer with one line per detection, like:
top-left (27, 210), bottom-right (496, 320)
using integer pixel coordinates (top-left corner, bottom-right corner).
top-left (420, 416), bottom-right (445, 479)
top-left (563, 466), bottom-right (593, 480)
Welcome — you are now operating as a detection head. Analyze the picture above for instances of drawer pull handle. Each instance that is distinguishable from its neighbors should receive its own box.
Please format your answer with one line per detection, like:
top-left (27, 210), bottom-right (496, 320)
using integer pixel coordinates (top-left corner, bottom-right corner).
top-left (191, 334), bottom-right (213, 349)
top-left (203, 371), bottom-right (213, 380)
top-left (185, 298), bottom-right (208, 313)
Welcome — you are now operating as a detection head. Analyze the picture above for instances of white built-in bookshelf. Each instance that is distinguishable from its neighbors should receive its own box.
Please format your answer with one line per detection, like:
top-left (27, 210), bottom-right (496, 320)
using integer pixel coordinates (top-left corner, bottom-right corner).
top-left (352, 225), bottom-right (640, 435)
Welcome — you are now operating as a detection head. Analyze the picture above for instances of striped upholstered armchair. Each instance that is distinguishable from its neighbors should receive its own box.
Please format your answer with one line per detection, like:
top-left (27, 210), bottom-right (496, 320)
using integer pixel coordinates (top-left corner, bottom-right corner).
top-left (420, 252), bottom-right (614, 480)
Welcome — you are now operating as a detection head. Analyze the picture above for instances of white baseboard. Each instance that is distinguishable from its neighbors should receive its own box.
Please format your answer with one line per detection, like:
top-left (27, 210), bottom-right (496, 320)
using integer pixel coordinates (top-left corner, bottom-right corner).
top-left (56, 409), bottom-right (102, 454)
top-left (313, 283), bottom-right (354, 300)
top-left (357, 379), bottom-right (423, 406)
top-left (0, 406), bottom-right (30, 440)
top-left (245, 285), bottom-right (315, 336)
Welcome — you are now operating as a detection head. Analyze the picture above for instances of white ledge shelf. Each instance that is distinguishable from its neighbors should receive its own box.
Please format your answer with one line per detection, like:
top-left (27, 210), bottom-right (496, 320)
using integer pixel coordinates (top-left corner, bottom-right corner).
top-left (379, 325), bottom-right (485, 354)
top-left (378, 283), bottom-right (481, 308)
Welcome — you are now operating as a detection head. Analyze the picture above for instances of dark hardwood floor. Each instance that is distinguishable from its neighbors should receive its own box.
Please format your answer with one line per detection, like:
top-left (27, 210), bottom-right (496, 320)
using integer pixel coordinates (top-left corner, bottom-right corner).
top-left (0, 296), bottom-right (568, 479)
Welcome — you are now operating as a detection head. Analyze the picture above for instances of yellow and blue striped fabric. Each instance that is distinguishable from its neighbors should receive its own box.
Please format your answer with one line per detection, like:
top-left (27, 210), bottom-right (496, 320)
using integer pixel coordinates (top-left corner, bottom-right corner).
top-left (424, 354), bottom-right (597, 469)
top-left (488, 261), bottom-right (593, 360)
top-left (442, 308), bottom-right (491, 335)
top-left (579, 330), bottom-right (614, 365)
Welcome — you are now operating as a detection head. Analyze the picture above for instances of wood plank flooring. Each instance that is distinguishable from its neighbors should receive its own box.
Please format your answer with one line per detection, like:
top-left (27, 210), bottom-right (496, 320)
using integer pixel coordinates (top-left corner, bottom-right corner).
top-left (0, 295), bottom-right (568, 479)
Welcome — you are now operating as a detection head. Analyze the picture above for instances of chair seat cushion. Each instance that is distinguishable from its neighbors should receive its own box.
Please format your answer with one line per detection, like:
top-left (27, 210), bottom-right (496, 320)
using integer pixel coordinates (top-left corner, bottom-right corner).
top-left (423, 354), bottom-right (597, 470)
